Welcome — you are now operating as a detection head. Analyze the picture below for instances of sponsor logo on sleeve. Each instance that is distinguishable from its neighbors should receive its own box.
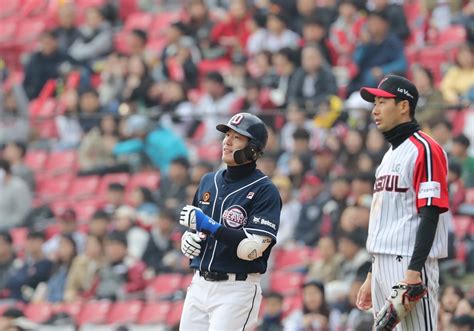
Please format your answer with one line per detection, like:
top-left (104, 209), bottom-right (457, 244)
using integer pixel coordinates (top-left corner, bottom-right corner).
top-left (252, 216), bottom-right (276, 230)
top-left (418, 181), bottom-right (441, 199)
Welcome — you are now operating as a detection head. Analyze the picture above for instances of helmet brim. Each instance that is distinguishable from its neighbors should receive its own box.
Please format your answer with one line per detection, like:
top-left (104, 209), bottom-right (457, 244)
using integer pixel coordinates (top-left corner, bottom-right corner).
top-left (216, 124), bottom-right (254, 140)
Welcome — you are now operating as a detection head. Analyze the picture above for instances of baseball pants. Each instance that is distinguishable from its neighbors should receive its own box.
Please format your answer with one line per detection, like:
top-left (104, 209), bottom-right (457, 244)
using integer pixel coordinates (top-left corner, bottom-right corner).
top-left (179, 271), bottom-right (262, 331)
top-left (371, 254), bottom-right (439, 331)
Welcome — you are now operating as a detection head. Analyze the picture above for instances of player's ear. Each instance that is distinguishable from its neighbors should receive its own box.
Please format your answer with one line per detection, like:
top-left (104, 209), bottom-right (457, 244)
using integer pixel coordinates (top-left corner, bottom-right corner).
top-left (398, 99), bottom-right (410, 117)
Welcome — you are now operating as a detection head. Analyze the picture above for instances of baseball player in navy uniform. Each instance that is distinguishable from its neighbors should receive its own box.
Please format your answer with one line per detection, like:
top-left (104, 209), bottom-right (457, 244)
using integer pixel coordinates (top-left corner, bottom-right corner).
top-left (355, 75), bottom-right (450, 330)
top-left (179, 113), bottom-right (282, 331)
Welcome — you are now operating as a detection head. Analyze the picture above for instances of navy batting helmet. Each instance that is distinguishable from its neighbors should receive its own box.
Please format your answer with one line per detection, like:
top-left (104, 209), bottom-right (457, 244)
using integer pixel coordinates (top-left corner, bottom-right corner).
top-left (216, 113), bottom-right (268, 164)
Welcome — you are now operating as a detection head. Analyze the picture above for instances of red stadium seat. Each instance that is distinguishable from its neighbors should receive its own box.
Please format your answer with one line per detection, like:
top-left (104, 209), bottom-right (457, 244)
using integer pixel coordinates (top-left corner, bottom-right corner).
top-left (44, 150), bottom-right (77, 174)
top-left (0, 0), bottom-right (19, 19)
top-left (146, 273), bottom-right (183, 299)
top-left (149, 11), bottom-right (180, 39)
top-left (283, 294), bottom-right (303, 317)
top-left (77, 300), bottom-right (111, 326)
top-left (273, 246), bottom-right (312, 271)
top-left (465, 188), bottom-right (474, 204)
top-left (145, 37), bottom-right (167, 54)
top-left (15, 18), bottom-right (46, 45)
top-left (98, 173), bottom-right (130, 195)
top-left (74, 198), bottom-right (103, 221)
top-left (417, 47), bottom-right (448, 85)
top-left (180, 273), bottom-right (194, 290)
top-left (36, 174), bottom-right (73, 200)
top-left (119, 0), bottom-right (140, 21)
top-left (128, 171), bottom-right (160, 192)
top-left (436, 25), bottom-right (466, 47)
top-left (0, 18), bottom-right (18, 44)
top-left (24, 149), bottom-right (48, 172)
top-left (124, 12), bottom-right (154, 31)
top-left (76, 0), bottom-right (106, 9)
top-left (68, 176), bottom-right (100, 198)
top-left (138, 302), bottom-right (171, 325)
top-left (270, 271), bottom-right (304, 296)
top-left (52, 301), bottom-right (83, 324)
top-left (106, 300), bottom-right (143, 324)
top-left (166, 301), bottom-right (184, 327)
top-left (198, 59), bottom-right (232, 78)
top-left (452, 216), bottom-right (473, 239)
top-left (20, 0), bottom-right (49, 17)
top-left (31, 118), bottom-right (58, 140)
top-left (24, 303), bottom-right (53, 324)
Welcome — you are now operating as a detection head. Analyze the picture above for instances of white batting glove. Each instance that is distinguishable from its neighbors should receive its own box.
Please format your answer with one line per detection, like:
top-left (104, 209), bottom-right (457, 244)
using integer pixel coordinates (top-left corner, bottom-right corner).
top-left (179, 205), bottom-right (199, 230)
top-left (181, 231), bottom-right (202, 259)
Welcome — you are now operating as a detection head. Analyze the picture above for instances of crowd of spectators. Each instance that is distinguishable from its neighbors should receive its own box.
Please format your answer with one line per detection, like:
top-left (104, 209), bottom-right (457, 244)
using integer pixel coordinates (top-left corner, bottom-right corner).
top-left (0, 0), bottom-right (473, 330)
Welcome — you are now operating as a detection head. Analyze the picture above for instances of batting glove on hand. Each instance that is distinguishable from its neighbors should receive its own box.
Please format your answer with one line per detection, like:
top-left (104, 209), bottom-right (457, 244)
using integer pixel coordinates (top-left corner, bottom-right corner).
top-left (181, 231), bottom-right (202, 259)
top-left (179, 205), bottom-right (221, 235)
top-left (179, 205), bottom-right (198, 230)
top-left (375, 282), bottom-right (427, 330)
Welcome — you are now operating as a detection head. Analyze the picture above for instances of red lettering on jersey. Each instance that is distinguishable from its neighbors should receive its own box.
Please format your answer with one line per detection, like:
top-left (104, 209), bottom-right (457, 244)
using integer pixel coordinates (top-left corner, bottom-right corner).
top-left (374, 175), bottom-right (408, 193)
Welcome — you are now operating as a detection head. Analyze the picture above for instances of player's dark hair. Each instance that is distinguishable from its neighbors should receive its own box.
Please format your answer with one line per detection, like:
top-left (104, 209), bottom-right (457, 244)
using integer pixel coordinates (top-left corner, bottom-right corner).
top-left (0, 231), bottom-right (13, 245)
top-left (394, 97), bottom-right (414, 119)
top-left (0, 159), bottom-right (11, 174)
top-left (131, 29), bottom-right (148, 43)
top-left (108, 182), bottom-right (125, 192)
top-left (263, 291), bottom-right (283, 301)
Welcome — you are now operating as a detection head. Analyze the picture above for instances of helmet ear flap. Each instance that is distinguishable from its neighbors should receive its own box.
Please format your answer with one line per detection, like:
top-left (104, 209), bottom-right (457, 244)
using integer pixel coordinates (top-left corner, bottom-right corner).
top-left (233, 140), bottom-right (263, 164)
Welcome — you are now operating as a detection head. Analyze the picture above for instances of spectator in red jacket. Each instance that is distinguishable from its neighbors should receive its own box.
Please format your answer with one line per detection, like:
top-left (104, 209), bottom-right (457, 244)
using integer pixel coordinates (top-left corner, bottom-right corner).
top-left (211, 0), bottom-right (252, 57)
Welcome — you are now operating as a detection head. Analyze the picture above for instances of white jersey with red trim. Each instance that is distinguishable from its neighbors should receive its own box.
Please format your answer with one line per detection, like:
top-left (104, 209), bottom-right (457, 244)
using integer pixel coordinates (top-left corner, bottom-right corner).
top-left (367, 131), bottom-right (450, 258)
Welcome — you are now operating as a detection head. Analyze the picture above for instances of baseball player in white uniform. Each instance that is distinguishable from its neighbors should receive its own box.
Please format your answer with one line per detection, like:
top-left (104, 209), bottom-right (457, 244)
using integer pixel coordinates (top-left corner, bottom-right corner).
top-left (356, 75), bottom-right (450, 330)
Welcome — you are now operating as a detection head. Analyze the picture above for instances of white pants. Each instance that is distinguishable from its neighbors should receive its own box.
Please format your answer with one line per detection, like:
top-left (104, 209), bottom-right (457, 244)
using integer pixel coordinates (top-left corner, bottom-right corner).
top-left (180, 271), bottom-right (262, 331)
top-left (372, 254), bottom-right (439, 331)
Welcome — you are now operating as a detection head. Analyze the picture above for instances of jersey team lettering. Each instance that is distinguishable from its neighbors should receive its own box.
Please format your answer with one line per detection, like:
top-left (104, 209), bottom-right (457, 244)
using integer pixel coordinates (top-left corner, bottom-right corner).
top-left (374, 174), bottom-right (409, 193)
top-left (418, 181), bottom-right (441, 199)
top-left (222, 205), bottom-right (248, 229)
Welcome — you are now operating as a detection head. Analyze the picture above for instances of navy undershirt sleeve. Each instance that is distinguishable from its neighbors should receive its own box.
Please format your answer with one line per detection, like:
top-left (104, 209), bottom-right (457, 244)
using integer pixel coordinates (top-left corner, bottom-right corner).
top-left (214, 226), bottom-right (247, 249)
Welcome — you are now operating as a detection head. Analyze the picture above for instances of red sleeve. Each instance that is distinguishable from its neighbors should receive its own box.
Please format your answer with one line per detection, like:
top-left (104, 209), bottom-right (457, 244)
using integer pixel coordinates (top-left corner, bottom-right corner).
top-left (410, 132), bottom-right (449, 213)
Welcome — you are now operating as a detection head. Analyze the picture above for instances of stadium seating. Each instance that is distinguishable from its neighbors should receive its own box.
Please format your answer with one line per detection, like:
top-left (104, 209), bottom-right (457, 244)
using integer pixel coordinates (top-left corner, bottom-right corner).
top-left (76, 300), bottom-right (111, 326)
top-left (137, 302), bottom-right (171, 325)
top-left (166, 301), bottom-right (184, 327)
top-left (44, 150), bottom-right (78, 175)
top-left (25, 149), bottom-right (48, 172)
top-left (106, 300), bottom-right (143, 324)
top-left (273, 246), bottom-right (313, 271)
top-left (68, 176), bottom-right (100, 199)
top-left (97, 173), bottom-right (131, 195)
top-left (146, 273), bottom-right (183, 299)
top-left (270, 271), bottom-right (305, 296)
top-left (24, 302), bottom-right (53, 324)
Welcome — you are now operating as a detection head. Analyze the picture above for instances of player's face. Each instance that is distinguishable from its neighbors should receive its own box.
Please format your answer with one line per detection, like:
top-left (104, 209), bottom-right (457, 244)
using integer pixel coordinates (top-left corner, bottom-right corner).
top-left (372, 97), bottom-right (406, 132)
top-left (222, 129), bottom-right (250, 166)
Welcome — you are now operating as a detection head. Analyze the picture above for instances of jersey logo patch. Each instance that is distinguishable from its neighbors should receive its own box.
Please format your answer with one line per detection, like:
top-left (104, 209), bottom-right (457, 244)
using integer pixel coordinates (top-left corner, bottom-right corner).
top-left (418, 181), bottom-right (440, 199)
top-left (246, 192), bottom-right (254, 199)
top-left (203, 192), bottom-right (211, 202)
top-left (222, 205), bottom-right (248, 229)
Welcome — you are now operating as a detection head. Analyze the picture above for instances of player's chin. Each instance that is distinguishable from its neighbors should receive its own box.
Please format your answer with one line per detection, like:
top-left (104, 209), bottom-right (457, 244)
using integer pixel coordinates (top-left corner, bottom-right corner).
top-left (222, 153), bottom-right (234, 165)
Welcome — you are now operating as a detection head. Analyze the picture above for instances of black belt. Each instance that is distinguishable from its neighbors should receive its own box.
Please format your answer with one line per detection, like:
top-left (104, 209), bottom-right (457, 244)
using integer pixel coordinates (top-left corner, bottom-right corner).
top-left (199, 270), bottom-right (248, 281)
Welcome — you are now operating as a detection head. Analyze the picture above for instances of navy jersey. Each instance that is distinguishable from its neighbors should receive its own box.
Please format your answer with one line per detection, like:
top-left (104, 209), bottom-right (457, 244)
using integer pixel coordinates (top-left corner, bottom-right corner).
top-left (190, 168), bottom-right (281, 274)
